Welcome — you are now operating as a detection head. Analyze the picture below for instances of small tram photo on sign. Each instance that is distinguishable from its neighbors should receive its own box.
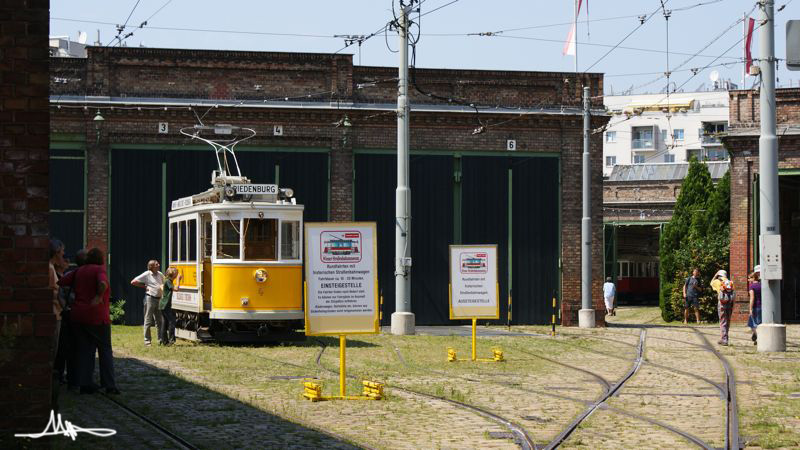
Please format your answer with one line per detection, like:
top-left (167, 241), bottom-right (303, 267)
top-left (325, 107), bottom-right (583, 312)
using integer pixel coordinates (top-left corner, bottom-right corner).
top-left (304, 222), bottom-right (379, 336)
top-left (449, 245), bottom-right (499, 320)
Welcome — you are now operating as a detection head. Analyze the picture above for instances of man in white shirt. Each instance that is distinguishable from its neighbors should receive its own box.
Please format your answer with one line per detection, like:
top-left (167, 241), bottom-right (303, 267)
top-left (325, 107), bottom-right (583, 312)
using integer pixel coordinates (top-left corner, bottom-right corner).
top-left (603, 277), bottom-right (616, 316)
top-left (131, 260), bottom-right (165, 346)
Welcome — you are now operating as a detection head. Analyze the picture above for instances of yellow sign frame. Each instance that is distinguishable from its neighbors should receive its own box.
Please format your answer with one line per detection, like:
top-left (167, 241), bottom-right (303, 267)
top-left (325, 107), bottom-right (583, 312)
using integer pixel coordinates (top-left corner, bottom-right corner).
top-left (303, 222), bottom-right (380, 336)
top-left (448, 244), bottom-right (500, 320)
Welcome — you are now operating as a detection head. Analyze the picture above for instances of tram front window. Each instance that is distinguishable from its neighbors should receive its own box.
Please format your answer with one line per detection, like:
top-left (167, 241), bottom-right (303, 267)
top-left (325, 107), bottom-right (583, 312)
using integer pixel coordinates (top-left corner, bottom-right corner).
top-left (281, 221), bottom-right (300, 260)
top-left (244, 218), bottom-right (278, 261)
top-left (217, 220), bottom-right (241, 259)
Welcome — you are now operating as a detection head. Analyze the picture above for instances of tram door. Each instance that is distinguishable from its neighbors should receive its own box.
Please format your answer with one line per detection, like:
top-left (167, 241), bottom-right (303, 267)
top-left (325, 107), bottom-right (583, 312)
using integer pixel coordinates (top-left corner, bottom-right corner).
top-left (201, 213), bottom-right (213, 309)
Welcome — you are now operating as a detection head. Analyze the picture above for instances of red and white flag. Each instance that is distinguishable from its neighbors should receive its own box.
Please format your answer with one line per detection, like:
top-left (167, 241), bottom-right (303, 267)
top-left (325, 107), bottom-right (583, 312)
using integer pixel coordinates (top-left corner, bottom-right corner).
top-left (563, 0), bottom-right (585, 56)
top-left (745, 17), bottom-right (755, 75)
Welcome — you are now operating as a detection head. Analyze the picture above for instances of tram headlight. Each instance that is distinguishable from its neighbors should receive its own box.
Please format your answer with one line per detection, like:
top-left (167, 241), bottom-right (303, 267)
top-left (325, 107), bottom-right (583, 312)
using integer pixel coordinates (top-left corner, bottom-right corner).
top-left (224, 186), bottom-right (236, 200)
top-left (278, 188), bottom-right (294, 199)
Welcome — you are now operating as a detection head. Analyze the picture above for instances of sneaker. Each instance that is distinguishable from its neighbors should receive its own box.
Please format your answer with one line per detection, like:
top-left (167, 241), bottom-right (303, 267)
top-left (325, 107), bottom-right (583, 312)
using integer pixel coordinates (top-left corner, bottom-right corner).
top-left (145, 342), bottom-right (152, 346)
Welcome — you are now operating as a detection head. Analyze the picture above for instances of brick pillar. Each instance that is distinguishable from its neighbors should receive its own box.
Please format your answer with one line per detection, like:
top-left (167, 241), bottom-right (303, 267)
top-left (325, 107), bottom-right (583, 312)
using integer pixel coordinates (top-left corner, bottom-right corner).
top-left (0, 0), bottom-right (55, 434)
top-left (86, 121), bottom-right (109, 252)
top-left (329, 127), bottom-right (353, 221)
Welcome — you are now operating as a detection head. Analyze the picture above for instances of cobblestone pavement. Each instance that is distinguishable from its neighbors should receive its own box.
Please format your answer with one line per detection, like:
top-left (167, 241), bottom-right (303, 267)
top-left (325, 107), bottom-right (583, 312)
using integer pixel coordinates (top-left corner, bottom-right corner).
top-left (26, 310), bottom-right (799, 449)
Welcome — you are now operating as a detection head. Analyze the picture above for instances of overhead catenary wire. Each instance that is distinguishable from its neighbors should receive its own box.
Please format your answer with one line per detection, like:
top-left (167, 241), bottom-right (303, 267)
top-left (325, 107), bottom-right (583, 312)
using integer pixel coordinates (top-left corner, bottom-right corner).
top-left (105, 0), bottom-right (176, 47)
top-left (582, 1), bottom-right (670, 74)
top-left (595, 2), bottom-right (777, 138)
top-left (630, 3), bottom-right (759, 94)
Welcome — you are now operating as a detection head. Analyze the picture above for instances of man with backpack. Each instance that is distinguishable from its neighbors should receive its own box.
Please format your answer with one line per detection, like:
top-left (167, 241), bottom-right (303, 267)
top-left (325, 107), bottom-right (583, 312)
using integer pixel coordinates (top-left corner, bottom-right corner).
top-left (711, 269), bottom-right (734, 346)
top-left (682, 268), bottom-right (702, 324)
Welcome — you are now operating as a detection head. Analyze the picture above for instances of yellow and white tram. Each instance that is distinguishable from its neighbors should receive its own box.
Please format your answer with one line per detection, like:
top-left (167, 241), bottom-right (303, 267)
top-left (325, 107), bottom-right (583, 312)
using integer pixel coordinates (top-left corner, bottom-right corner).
top-left (169, 124), bottom-right (305, 342)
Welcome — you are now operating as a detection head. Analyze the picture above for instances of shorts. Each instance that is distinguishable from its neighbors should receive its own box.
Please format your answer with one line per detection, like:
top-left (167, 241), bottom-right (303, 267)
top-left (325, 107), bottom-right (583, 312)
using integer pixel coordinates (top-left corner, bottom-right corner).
top-left (684, 296), bottom-right (699, 309)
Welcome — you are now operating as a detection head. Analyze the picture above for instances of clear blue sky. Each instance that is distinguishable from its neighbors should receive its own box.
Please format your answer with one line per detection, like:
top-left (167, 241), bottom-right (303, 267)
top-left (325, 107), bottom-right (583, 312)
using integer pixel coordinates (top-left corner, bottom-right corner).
top-left (50, 0), bottom-right (800, 95)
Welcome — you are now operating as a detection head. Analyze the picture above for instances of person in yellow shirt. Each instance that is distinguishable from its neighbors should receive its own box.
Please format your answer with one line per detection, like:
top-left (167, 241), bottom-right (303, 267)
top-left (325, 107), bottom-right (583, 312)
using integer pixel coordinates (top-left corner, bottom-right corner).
top-left (711, 270), bottom-right (734, 345)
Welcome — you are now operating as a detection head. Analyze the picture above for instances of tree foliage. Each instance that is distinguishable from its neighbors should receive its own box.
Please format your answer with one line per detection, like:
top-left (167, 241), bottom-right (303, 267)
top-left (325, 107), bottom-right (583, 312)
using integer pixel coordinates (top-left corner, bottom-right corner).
top-left (659, 159), bottom-right (730, 321)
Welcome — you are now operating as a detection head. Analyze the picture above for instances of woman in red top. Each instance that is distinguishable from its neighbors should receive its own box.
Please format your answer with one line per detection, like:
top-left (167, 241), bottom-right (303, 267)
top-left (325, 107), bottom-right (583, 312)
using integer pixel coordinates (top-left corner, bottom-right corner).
top-left (58, 248), bottom-right (119, 394)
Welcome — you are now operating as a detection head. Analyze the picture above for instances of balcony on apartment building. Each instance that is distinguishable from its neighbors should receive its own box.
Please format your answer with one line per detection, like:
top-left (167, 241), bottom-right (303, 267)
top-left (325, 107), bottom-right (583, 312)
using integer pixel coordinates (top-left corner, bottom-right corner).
top-left (700, 121), bottom-right (727, 146)
top-left (631, 126), bottom-right (655, 150)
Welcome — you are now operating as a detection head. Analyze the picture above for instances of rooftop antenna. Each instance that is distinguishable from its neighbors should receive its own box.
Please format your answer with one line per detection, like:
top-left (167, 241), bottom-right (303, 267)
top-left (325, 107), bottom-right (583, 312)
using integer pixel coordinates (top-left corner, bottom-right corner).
top-left (709, 70), bottom-right (720, 89)
top-left (179, 123), bottom-right (255, 181)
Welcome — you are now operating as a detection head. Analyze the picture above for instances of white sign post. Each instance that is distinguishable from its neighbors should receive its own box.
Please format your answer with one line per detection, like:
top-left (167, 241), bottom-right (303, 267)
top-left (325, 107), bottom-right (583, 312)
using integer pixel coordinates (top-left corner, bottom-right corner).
top-left (304, 222), bottom-right (379, 398)
top-left (449, 245), bottom-right (500, 362)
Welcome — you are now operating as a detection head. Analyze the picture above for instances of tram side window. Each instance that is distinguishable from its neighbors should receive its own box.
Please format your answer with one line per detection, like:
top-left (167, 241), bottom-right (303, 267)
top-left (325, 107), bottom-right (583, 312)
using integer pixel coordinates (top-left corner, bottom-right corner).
top-left (204, 220), bottom-right (212, 258)
top-left (619, 261), bottom-right (629, 278)
top-left (170, 222), bottom-right (179, 263)
top-left (188, 219), bottom-right (197, 261)
top-left (179, 221), bottom-right (187, 262)
top-left (280, 221), bottom-right (300, 260)
top-left (217, 220), bottom-right (241, 259)
top-left (244, 218), bottom-right (278, 260)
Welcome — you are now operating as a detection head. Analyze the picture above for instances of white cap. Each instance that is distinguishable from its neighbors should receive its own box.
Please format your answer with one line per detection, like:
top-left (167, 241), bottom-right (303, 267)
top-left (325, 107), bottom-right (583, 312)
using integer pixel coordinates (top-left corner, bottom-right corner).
top-left (753, 265), bottom-right (761, 273)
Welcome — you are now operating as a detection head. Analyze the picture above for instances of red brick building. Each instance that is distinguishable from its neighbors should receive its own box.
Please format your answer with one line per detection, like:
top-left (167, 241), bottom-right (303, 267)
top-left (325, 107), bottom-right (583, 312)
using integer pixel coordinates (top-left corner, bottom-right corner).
top-left (48, 47), bottom-right (609, 327)
top-left (724, 88), bottom-right (800, 323)
top-left (0, 0), bottom-right (54, 436)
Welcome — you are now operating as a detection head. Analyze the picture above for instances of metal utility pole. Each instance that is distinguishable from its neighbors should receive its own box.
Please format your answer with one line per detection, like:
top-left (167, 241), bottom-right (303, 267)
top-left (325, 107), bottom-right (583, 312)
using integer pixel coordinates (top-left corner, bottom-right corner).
top-left (391, 2), bottom-right (415, 335)
top-left (757, 0), bottom-right (786, 351)
top-left (578, 86), bottom-right (595, 328)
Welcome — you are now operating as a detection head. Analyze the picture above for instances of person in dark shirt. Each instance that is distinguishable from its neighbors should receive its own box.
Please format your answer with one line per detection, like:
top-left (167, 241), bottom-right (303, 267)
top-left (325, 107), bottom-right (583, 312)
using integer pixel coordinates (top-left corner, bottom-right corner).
top-left (682, 268), bottom-right (702, 324)
top-left (159, 267), bottom-right (181, 346)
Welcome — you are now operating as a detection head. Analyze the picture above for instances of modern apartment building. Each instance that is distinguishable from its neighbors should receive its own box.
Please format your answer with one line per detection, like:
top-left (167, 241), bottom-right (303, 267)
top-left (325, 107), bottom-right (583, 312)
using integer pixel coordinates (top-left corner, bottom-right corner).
top-left (602, 90), bottom-right (730, 176)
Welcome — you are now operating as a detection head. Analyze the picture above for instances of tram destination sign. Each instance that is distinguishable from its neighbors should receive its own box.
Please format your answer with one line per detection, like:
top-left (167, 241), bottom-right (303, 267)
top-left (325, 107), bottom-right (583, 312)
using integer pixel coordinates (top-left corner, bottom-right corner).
top-left (304, 222), bottom-right (379, 336)
top-left (232, 184), bottom-right (277, 195)
top-left (171, 196), bottom-right (193, 211)
top-left (449, 245), bottom-right (499, 320)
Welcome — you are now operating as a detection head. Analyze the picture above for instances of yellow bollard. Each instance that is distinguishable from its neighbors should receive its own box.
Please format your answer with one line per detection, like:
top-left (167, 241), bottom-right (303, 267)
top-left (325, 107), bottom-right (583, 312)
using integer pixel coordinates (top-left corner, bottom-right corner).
top-left (362, 380), bottom-right (385, 399)
top-left (303, 381), bottom-right (323, 401)
top-left (447, 347), bottom-right (457, 362)
top-left (493, 348), bottom-right (504, 362)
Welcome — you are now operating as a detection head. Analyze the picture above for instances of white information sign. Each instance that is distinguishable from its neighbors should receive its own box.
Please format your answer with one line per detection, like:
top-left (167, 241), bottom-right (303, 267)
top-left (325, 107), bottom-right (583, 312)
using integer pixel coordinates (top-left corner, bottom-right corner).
top-left (232, 184), bottom-right (277, 195)
top-left (304, 222), bottom-right (379, 335)
top-left (449, 245), bottom-right (499, 320)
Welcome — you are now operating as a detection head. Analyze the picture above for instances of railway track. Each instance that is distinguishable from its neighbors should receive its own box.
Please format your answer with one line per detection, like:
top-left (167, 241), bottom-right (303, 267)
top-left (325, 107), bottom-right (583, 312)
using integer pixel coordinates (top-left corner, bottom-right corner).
top-left (118, 325), bottom-right (740, 449)
top-left (225, 345), bottom-right (528, 449)
top-left (541, 327), bottom-right (739, 449)
top-left (388, 329), bottom-right (716, 448)
top-left (692, 328), bottom-right (740, 450)
top-left (312, 341), bottom-right (536, 450)
top-left (100, 392), bottom-right (199, 450)
top-left (543, 329), bottom-right (647, 449)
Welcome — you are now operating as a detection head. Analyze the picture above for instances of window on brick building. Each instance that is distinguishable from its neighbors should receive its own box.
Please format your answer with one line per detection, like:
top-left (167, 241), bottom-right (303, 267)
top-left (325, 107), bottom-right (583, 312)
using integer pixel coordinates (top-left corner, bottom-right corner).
top-left (49, 146), bottom-right (86, 261)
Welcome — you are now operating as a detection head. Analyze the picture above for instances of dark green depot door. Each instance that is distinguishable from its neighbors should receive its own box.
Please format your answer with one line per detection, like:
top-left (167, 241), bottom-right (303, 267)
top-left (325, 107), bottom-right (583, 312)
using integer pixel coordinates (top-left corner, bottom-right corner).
top-left (354, 153), bottom-right (453, 325)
